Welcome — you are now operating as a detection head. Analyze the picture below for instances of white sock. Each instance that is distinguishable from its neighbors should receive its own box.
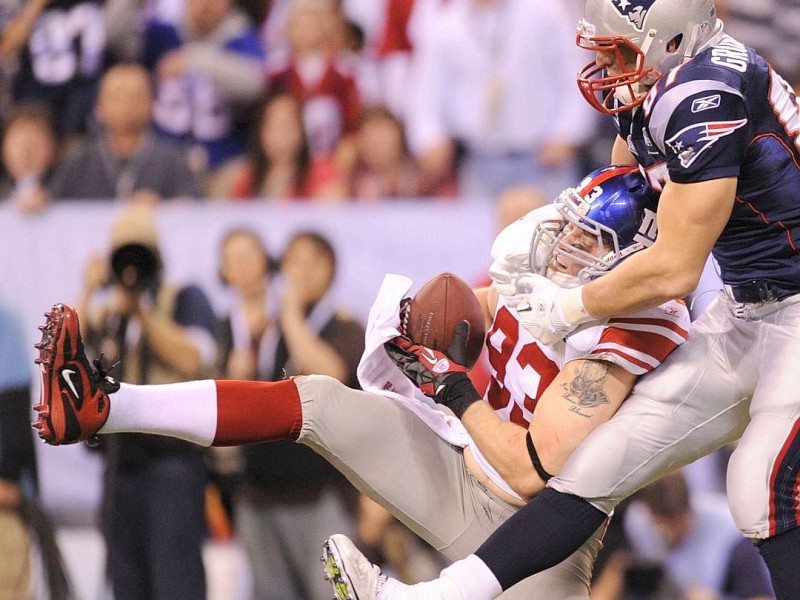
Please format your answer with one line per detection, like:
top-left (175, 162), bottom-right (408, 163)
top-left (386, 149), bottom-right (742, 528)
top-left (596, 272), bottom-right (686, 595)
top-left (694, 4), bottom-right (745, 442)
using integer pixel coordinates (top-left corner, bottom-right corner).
top-left (378, 575), bottom-right (462, 599)
top-left (101, 380), bottom-right (218, 446)
top-left (441, 555), bottom-right (503, 600)
top-left (376, 555), bottom-right (500, 600)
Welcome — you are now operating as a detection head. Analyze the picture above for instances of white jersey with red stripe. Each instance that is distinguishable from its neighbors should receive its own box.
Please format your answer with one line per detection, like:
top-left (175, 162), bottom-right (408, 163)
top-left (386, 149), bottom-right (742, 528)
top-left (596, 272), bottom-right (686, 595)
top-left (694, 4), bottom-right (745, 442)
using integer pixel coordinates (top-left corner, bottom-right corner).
top-left (468, 294), bottom-right (690, 500)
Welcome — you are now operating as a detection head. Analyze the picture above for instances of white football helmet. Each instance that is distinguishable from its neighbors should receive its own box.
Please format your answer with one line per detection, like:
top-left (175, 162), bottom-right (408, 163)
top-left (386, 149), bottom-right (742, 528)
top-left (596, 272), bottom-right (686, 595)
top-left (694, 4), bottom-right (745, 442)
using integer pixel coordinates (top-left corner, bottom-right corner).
top-left (577, 0), bottom-right (723, 113)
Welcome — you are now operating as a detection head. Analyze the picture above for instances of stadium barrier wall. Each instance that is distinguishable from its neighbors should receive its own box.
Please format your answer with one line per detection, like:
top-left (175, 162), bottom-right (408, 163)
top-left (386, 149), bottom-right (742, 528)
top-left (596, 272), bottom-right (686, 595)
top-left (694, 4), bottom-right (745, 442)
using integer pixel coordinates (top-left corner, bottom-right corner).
top-left (0, 200), bottom-right (496, 522)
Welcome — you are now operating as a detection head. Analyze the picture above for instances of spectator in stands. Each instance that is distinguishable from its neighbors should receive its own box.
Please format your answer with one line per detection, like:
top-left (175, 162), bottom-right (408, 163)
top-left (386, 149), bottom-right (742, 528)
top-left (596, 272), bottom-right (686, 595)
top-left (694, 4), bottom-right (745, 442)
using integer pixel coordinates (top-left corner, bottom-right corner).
top-left (76, 205), bottom-right (216, 600)
top-left (227, 92), bottom-right (346, 201)
top-left (0, 0), bottom-right (107, 142)
top-left (267, 0), bottom-right (362, 161)
top-left (228, 230), bottom-right (364, 599)
top-left (594, 469), bottom-right (775, 600)
top-left (0, 103), bottom-right (57, 213)
top-left (140, 0), bottom-right (265, 194)
top-left (719, 0), bottom-right (800, 84)
top-left (210, 227), bottom-right (278, 533)
top-left (49, 63), bottom-right (202, 202)
top-left (326, 5), bottom-right (384, 110)
top-left (0, 302), bottom-right (38, 600)
top-left (216, 227), bottom-right (279, 380)
top-left (404, 0), bottom-right (595, 201)
top-left (341, 0), bottom-right (416, 117)
top-left (346, 104), bottom-right (454, 200)
top-left (257, 0), bottom-right (294, 54)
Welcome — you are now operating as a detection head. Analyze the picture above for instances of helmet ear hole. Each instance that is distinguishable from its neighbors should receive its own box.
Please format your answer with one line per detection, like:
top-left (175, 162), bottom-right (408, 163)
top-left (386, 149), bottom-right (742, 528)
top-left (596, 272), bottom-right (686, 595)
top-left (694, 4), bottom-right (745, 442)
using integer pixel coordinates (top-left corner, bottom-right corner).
top-left (667, 34), bottom-right (683, 53)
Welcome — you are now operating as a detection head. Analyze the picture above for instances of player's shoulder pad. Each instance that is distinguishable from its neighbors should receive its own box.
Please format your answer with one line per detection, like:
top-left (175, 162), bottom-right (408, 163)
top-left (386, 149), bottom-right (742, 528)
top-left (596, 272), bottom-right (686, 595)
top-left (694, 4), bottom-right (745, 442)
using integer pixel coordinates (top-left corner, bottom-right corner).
top-left (606, 299), bottom-right (691, 344)
top-left (645, 39), bottom-right (752, 155)
top-left (491, 204), bottom-right (560, 261)
top-left (626, 299), bottom-right (691, 327)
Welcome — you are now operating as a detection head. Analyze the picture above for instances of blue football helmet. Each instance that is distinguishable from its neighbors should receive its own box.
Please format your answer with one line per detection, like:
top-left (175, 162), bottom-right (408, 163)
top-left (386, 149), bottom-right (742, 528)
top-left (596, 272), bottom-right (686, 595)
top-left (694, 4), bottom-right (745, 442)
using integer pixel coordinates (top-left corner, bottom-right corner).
top-left (531, 165), bottom-right (660, 282)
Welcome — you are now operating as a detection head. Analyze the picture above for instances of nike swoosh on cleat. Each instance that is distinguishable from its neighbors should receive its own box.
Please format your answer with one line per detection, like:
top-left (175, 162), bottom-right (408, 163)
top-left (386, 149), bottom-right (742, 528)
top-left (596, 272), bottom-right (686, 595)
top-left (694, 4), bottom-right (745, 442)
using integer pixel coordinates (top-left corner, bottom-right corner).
top-left (61, 368), bottom-right (80, 399)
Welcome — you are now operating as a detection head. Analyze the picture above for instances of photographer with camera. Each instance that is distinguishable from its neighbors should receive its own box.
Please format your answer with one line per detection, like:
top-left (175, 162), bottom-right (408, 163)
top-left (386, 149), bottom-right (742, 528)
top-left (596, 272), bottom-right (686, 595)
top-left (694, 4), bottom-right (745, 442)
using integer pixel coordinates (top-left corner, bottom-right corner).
top-left (76, 205), bottom-right (216, 600)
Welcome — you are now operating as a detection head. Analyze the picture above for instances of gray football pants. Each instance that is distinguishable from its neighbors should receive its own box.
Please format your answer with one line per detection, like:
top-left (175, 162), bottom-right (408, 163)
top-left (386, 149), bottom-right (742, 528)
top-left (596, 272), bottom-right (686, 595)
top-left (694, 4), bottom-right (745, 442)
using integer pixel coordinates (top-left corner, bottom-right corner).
top-left (551, 292), bottom-right (800, 541)
top-left (295, 375), bottom-right (604, 599)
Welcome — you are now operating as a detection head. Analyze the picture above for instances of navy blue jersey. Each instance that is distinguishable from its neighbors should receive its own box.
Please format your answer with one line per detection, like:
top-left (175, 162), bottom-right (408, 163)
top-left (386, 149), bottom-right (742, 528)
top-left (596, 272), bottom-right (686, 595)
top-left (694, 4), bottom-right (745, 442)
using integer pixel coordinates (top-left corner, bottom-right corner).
top-left (11, 0), bottom-right (106, 136)
top-left (142, 19), bottom-right (265, 168)
top-left (616, 35), bottom-right (800, 294)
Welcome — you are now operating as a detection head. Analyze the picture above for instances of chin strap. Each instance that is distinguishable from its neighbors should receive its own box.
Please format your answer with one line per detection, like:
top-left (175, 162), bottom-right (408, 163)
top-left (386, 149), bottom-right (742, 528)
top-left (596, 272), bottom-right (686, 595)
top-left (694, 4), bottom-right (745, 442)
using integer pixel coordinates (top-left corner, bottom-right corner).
top-left (683, 23), bottom-right (702, 62)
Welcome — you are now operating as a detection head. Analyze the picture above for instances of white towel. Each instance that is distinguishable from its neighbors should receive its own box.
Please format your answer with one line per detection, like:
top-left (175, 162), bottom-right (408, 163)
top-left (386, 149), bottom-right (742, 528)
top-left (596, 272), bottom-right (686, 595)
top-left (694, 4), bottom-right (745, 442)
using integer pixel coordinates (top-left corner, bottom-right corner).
top-left (356, 274), bottom-right (472, 448)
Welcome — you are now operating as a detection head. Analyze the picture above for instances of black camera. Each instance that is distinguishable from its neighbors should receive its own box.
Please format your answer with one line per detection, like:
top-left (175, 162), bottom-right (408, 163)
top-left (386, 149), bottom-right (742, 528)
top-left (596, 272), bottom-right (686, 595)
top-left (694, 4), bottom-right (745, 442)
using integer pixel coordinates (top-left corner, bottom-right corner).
top-left (110, 243), bottom-right (161, 292)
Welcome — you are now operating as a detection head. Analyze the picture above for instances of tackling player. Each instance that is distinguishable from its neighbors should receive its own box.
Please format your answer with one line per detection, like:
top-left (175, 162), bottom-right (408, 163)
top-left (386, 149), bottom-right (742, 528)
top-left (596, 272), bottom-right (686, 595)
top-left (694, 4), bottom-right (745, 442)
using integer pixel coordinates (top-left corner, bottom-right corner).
top-left (32, 167), bottom-right (688, 599)
top-left (324, 0), bottom-right (800, 598)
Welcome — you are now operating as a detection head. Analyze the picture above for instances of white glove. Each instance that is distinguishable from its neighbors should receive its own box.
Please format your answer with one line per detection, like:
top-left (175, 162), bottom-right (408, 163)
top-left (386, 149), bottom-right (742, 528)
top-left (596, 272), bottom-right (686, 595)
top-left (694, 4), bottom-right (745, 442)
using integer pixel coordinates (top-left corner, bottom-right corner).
top-left (488, 204), bottom-right (560, 296)
top-left (509, 274), bottom-right (593, 345)
top-left (488, 253), bottom-right (530, 297)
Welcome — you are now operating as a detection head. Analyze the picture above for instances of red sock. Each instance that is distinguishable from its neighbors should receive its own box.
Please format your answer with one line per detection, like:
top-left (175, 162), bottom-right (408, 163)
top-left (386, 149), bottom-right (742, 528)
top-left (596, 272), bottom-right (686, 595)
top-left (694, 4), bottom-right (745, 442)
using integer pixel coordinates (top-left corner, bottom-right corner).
top-left (212, 379), bottom-right (303, 446)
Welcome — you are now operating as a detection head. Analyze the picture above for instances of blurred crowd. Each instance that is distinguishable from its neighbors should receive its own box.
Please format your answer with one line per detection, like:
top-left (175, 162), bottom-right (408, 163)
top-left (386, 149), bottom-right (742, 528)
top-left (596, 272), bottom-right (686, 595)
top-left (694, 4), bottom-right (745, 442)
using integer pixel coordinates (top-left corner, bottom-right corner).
top-left (0, 0), bottom-right (609, 213)
top-left (4, 0), bottom-right (797, 213)
top-left (2, 0), bottom-right (797, 214)
top-left (1, 0), bottom-right (795, 598)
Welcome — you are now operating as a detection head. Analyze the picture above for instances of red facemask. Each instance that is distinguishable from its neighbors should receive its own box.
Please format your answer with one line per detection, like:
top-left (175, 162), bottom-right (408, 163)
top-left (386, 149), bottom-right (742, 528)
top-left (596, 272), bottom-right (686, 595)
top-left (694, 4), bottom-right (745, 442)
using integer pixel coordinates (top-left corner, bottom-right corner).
top-left (575, 32), bottom-right (656, 115)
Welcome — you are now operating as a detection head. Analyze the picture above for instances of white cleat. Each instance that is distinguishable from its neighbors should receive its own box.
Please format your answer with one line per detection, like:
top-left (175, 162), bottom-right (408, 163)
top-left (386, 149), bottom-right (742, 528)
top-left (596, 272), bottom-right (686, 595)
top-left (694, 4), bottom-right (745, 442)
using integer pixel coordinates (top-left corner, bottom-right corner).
top-left (323, 534), bottom-right (387, 599)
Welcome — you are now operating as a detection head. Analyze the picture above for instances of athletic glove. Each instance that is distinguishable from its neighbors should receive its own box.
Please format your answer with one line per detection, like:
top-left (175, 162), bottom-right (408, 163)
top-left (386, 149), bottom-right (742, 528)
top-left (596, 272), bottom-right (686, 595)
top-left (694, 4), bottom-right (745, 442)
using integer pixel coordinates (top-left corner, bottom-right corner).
top-left (488, 253), bottom-right (530, 297)
top-left (384, 320), bottom-right (481, 419)
top-left (510, 274), bottom-right (593, 345)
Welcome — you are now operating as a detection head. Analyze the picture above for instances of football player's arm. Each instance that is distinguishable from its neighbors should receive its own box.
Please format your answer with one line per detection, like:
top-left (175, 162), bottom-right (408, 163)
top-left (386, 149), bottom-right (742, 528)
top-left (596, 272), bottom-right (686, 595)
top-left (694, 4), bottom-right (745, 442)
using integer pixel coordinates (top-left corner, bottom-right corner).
top-left (581, 177), bottom-right (736, 317)
top-left (611, 134), bottom-right (637, 165)
top-left (472, 285), bottom-right (498, 329)
top-left (461, 358), bottom-right (637, 501)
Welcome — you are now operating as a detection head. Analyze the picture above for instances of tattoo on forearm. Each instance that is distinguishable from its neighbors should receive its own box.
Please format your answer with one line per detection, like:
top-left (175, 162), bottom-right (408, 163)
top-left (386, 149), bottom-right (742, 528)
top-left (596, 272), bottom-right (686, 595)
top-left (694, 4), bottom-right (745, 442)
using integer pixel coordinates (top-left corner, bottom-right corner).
top-left (561, 362), bottom-right (611, 418)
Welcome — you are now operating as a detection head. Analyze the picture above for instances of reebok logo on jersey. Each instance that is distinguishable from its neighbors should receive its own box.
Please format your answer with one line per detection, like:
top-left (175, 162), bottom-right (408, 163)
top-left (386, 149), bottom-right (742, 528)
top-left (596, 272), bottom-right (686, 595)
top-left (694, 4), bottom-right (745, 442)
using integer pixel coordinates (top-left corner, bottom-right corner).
top-left (691, 94), bottom-right (721, 113)
top-left (666, 119), bottom-right (748, 168)
top-left (610, 0), bottom-right (657, 31)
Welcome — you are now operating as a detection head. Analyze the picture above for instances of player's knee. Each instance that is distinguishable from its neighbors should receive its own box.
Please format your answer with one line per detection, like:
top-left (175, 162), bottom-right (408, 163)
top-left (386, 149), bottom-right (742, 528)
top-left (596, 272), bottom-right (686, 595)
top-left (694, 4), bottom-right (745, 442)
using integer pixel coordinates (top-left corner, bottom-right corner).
top-left (296, 373), bottom-right (349, 406)
top-left (727, 444), bottom-right (771, 536)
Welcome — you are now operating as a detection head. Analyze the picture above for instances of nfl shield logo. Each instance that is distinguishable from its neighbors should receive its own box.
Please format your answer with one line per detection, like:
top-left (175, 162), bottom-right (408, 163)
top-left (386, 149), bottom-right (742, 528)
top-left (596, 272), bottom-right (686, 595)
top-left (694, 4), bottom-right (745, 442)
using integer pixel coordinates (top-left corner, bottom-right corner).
top-left (610, 0), bottom-right (657, 31)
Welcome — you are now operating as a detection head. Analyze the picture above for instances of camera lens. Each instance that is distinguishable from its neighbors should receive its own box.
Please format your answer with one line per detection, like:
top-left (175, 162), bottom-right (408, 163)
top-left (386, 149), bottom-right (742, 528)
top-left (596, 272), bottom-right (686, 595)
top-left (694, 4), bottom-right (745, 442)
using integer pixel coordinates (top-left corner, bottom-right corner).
top-left (111, 243), bottom-right (160, 291)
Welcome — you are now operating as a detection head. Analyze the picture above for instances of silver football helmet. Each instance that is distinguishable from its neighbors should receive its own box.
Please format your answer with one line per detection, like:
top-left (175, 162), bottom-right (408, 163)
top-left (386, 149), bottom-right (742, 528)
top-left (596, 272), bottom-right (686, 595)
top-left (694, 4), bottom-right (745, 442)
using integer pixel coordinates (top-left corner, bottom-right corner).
top-left (577, 0), bottom-right (723, 113)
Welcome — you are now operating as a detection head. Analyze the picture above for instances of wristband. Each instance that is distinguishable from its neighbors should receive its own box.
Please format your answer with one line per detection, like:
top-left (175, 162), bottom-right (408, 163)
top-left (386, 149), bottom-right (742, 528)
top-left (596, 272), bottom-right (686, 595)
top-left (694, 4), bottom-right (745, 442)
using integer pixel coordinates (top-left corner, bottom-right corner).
top-left (436, 372), bottom-right (481, 419)
top-left (525, 431), bottom-right (554, 481)
top-left (558, 285), bottom-right (593, 327)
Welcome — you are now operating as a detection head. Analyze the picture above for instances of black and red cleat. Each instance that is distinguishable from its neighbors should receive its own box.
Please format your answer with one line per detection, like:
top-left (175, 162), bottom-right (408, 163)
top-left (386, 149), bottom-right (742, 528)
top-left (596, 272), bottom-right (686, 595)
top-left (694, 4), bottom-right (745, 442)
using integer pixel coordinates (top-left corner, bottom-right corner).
top-left (33, 303), bottom-right (118, 445)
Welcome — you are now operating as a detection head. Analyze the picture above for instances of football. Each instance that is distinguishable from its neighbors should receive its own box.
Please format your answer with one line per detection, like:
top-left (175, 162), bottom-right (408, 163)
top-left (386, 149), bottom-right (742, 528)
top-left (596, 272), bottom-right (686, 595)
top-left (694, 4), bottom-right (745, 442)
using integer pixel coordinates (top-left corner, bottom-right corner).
top-left (402, 272), bottom-right (486, 368)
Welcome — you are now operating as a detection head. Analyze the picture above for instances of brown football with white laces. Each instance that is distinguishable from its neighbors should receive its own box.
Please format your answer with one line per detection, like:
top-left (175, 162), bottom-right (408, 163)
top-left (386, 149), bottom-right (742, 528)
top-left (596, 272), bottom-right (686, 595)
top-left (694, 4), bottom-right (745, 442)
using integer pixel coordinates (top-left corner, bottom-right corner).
top-left (402, 272), bottom-right (486, 369)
